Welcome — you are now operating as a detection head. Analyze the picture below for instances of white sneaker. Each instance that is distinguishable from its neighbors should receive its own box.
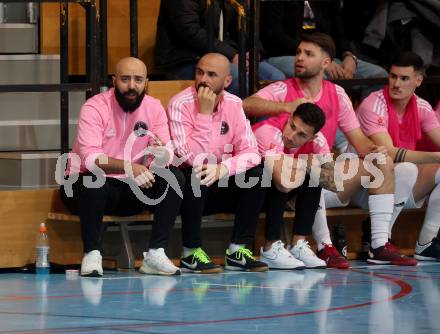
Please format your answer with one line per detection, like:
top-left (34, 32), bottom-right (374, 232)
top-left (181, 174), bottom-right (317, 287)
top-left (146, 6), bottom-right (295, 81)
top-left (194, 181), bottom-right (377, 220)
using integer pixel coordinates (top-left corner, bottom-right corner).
top-left (289, 240), bottom-right (326, 269)
top-left (260, 240), bottom-right (305, 270)
top-left (81, 250), bottom-right (103, 277)
top-left (139, 248), bottom-right (181, 276)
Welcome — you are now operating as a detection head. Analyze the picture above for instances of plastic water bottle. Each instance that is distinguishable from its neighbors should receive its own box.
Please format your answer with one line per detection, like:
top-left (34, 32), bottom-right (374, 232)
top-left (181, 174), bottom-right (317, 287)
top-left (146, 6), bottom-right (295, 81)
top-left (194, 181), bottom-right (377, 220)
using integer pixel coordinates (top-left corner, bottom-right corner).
top-left (35, 223), bottom-right (50, 275)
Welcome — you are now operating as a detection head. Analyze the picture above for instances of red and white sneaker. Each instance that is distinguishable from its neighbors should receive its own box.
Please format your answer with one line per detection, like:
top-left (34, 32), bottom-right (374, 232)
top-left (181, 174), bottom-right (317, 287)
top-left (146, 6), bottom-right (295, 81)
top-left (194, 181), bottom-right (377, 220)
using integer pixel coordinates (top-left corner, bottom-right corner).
top-left (318, 244), bottom-right (350, 269)
top-left (367, 242), bottom-right (417, 266)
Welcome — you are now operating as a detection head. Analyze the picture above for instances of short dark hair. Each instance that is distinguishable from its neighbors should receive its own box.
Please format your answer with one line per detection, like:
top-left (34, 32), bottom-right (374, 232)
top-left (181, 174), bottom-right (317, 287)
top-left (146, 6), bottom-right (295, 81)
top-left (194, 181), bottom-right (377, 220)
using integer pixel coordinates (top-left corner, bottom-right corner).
top-left (391, 51), bottom-right (425, 74)
top-left (293, 103), bottom-right (326, 134)
top-left (300, 32), bottom-right (336, 60)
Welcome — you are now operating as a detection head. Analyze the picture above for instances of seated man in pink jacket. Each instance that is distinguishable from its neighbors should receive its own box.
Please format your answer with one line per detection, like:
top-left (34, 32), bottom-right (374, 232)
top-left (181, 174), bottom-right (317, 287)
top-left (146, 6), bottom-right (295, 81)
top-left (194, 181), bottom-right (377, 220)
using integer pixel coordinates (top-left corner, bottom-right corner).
top-left (253, 102), bottom-right (347, 269)
top-left (61, 57), bottom-right (184, 277)
top-left (357, 52), bottom-right (440, 261)
top-left (167, 53), bottom-right (268, 273)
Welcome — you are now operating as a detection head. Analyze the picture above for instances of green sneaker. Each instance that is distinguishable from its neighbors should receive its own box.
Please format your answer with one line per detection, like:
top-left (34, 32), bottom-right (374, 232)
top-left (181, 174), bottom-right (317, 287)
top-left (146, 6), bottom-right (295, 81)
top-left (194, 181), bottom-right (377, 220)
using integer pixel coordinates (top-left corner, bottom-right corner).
top-left (225, 247), bottom-right (269, 272)
top-left (180, 248), bottom-right (223, 274)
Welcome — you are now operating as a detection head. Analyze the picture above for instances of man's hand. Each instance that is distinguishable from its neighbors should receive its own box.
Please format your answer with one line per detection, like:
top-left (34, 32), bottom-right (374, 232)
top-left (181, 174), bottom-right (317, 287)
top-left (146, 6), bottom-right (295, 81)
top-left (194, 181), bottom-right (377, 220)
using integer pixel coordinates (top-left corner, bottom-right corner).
top-left (366, 145), bottom-right (388, 164)
top-left (341, 56), bottom-right (356, 79)
top-left (194, 163), bottom-right (229, 186)
top-left (145, 135), bottom-right (170, 167)
top-left (198, 85), bottom-right (217, 115)
top-left (284, 97), bottom-right (313, 113)
top-left (128, 162), bottom-right (155, 188)
top-left (325, 61), bottom-right (348, 80)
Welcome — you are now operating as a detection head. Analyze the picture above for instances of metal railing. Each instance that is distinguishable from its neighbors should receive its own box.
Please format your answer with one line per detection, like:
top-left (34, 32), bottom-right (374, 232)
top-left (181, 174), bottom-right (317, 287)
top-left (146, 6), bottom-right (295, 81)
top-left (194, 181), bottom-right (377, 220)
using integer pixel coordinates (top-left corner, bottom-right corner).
top-left (0, 0), bottom-right (100, 154)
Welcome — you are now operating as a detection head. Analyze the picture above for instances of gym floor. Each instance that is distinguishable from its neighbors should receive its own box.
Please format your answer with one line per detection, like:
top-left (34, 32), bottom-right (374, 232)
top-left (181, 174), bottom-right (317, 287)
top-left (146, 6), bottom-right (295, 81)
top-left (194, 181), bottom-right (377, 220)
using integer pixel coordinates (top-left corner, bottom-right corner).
top-left (1, 261), bottom-right (439, 333)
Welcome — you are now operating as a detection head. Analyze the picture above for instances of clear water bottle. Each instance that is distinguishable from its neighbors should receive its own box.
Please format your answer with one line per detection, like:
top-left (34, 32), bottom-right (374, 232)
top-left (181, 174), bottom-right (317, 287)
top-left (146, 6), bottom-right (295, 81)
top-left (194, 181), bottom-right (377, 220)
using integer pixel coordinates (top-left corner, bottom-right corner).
top-left (333, 224), bottom-right (348, 259)
top-left (35, 222), bottom-right (50, 275)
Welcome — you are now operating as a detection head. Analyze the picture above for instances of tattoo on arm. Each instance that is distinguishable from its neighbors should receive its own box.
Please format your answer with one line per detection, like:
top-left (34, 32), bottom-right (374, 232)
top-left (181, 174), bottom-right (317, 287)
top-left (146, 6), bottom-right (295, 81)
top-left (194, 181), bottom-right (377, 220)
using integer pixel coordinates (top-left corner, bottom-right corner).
top-left (394, 148), bottom-right (407, 163)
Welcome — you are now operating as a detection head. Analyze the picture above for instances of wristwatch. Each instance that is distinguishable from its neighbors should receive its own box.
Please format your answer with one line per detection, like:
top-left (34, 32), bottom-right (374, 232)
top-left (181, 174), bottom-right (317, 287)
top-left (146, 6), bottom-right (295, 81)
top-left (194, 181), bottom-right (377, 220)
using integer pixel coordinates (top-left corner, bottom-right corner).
top-left (342, 51), bottom-right (358, 67)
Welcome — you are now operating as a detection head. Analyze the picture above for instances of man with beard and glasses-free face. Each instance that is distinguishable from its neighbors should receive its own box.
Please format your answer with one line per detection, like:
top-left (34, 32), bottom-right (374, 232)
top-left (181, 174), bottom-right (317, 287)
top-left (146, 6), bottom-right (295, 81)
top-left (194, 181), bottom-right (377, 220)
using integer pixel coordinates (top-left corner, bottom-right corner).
top-left (244, 32), bottom-right (417, 267)
top-left (167, 53), bottom-right (268, 273)
top-left (357, 52), bottom-right (440, 261)
top-left (61, 57), bottom-right (185, 277)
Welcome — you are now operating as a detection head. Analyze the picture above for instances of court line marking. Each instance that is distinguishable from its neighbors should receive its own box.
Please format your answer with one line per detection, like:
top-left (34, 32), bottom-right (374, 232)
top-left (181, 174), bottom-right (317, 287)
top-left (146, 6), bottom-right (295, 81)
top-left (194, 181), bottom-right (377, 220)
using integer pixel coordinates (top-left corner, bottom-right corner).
top-left (0, 269), bottom-right (413, 333)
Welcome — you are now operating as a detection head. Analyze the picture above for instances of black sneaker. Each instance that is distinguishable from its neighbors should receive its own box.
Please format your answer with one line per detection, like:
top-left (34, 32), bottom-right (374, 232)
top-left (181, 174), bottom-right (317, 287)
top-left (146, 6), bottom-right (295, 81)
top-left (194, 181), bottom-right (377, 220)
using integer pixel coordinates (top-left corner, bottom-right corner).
top-left (225, 247), bottom-right (269, 272)
top-left (415, 237), bottom-right (440, 261)
top-left (180, 248), bottom-right (223, 274)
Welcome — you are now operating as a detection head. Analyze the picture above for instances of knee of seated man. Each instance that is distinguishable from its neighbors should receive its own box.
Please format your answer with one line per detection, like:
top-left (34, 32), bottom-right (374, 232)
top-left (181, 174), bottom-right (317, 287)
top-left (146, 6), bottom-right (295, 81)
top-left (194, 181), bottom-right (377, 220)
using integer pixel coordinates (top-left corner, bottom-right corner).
top-left (364, 154), bottom-right (394, 176)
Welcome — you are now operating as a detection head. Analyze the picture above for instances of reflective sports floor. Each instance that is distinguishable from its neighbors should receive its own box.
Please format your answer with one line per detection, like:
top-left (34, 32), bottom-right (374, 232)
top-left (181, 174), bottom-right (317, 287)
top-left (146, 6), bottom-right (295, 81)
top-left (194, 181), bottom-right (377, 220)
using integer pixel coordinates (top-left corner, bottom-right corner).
top-left (1, 262), bottom-right (440, 333)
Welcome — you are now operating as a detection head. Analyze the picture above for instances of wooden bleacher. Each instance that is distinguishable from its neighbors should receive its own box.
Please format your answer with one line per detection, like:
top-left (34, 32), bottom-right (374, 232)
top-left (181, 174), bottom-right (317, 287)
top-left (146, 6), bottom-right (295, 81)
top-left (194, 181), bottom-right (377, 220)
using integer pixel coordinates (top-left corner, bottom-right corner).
top-left (0, 77), bottom-right (429, 270)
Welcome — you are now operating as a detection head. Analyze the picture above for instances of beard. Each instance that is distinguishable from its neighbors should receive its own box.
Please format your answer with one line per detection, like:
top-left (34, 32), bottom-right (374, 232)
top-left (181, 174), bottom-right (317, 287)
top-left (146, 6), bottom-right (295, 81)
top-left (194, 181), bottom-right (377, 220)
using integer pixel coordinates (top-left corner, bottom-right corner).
top-left (295, 66), bottom-right (321, 79)
top-left (114, 86), bottom-right (145, 113)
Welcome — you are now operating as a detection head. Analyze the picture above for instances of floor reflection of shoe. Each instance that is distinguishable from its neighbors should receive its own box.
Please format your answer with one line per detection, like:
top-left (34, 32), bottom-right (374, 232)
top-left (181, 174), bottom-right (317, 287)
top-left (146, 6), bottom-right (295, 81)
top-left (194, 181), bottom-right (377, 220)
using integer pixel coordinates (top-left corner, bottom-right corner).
top-left (81, 278), bottom-right (103, 305)
top-left (228, 278), bottom-right (256, 305)
top-left (290, 240), bottom-right (326, 269)
top-left (191, 279), bottom-right (210, 304)
top-left (260, 240), bottom-right (305, 270)
top-left (318, 244), bottom-right (350, 269)
top-left (415, 237), bottom-right (440, 261)
top-left (295, 270), bottom-right (327, 305)
top-left (265, 271), bottom-right (304, 306)
top-left (141, 275), bottom-right (178, 306)
top-left (367, 242), bottom-right (417, 266)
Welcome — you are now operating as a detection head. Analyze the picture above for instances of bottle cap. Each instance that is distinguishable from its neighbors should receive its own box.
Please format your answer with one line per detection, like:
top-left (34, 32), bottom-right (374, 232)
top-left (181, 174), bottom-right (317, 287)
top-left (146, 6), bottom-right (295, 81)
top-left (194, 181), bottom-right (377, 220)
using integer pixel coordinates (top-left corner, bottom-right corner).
top-left (39, 222), bottom-right (47, 233)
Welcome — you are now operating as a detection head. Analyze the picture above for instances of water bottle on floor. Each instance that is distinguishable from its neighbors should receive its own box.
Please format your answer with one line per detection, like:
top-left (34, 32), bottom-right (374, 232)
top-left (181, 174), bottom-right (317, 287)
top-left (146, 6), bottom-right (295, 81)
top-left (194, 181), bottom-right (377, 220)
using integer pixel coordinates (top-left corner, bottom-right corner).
top-left (35, 223), bottom-right (50, 275)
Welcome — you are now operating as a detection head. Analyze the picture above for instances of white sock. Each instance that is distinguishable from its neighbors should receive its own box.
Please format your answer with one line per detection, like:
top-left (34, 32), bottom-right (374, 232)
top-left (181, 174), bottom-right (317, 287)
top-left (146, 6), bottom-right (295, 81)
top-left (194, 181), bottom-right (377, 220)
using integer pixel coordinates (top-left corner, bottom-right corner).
top-left (419, 171), bottom-right (440, 244)
top-left (228, 243), bottom-right (244, 253)
top-left (313, 193), bottom-right (333, 251)
top-left (323, 189), bottom-right (348, 208)
top-left (389, 162), bottom-right (418, 236)
top-left (369, 194), bottom-right (394, 249)
top-left (183, 247), bottom-right (196, 257)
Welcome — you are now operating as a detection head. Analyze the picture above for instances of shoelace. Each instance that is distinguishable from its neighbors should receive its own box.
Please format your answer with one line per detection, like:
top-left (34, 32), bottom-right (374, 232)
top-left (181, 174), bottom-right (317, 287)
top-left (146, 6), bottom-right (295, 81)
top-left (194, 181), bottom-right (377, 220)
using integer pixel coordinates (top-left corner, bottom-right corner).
top-left (272, 240), bottom-right (285, 252)
top-left (324, 244), bottom-right (340, 256)
top-left (192, 248), bottom-right (211, 264)
top-left (386, 242), bottom-right (400, 253)
top-left (236, 247), bottom-right (255, 260)
top-left (153, 250), bottom-right (175, 266)
top-left (296, 240), bottom-right (313, 254)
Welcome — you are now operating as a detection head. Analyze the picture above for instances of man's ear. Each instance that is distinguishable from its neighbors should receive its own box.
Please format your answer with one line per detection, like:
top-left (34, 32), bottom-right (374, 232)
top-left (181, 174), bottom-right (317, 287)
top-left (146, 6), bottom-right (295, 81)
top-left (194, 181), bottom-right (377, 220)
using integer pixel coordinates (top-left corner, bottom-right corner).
top-left (112, 75), bottom-right (116, 87)
top-left (144, 78), bottom-right (149, 94)
top-left (224, 74), bottom-right (233, 89)
top-left (415, 73), bottom-right (424, 88)
top-left (322, 56), bottom-right (331, 69)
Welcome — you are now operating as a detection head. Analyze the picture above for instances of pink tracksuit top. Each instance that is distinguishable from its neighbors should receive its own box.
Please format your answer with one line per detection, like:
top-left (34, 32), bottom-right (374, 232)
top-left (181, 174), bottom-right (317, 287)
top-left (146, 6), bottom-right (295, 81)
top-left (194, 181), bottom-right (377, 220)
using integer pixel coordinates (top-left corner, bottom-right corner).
top-left (357, 89), bottom-right (439, 150)
top-left (167, 86), bottom-right (260, 176)
top-left (70, 88), bottom-right (173, 176)
top-left (256, 78), bottom-right (360, 149)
